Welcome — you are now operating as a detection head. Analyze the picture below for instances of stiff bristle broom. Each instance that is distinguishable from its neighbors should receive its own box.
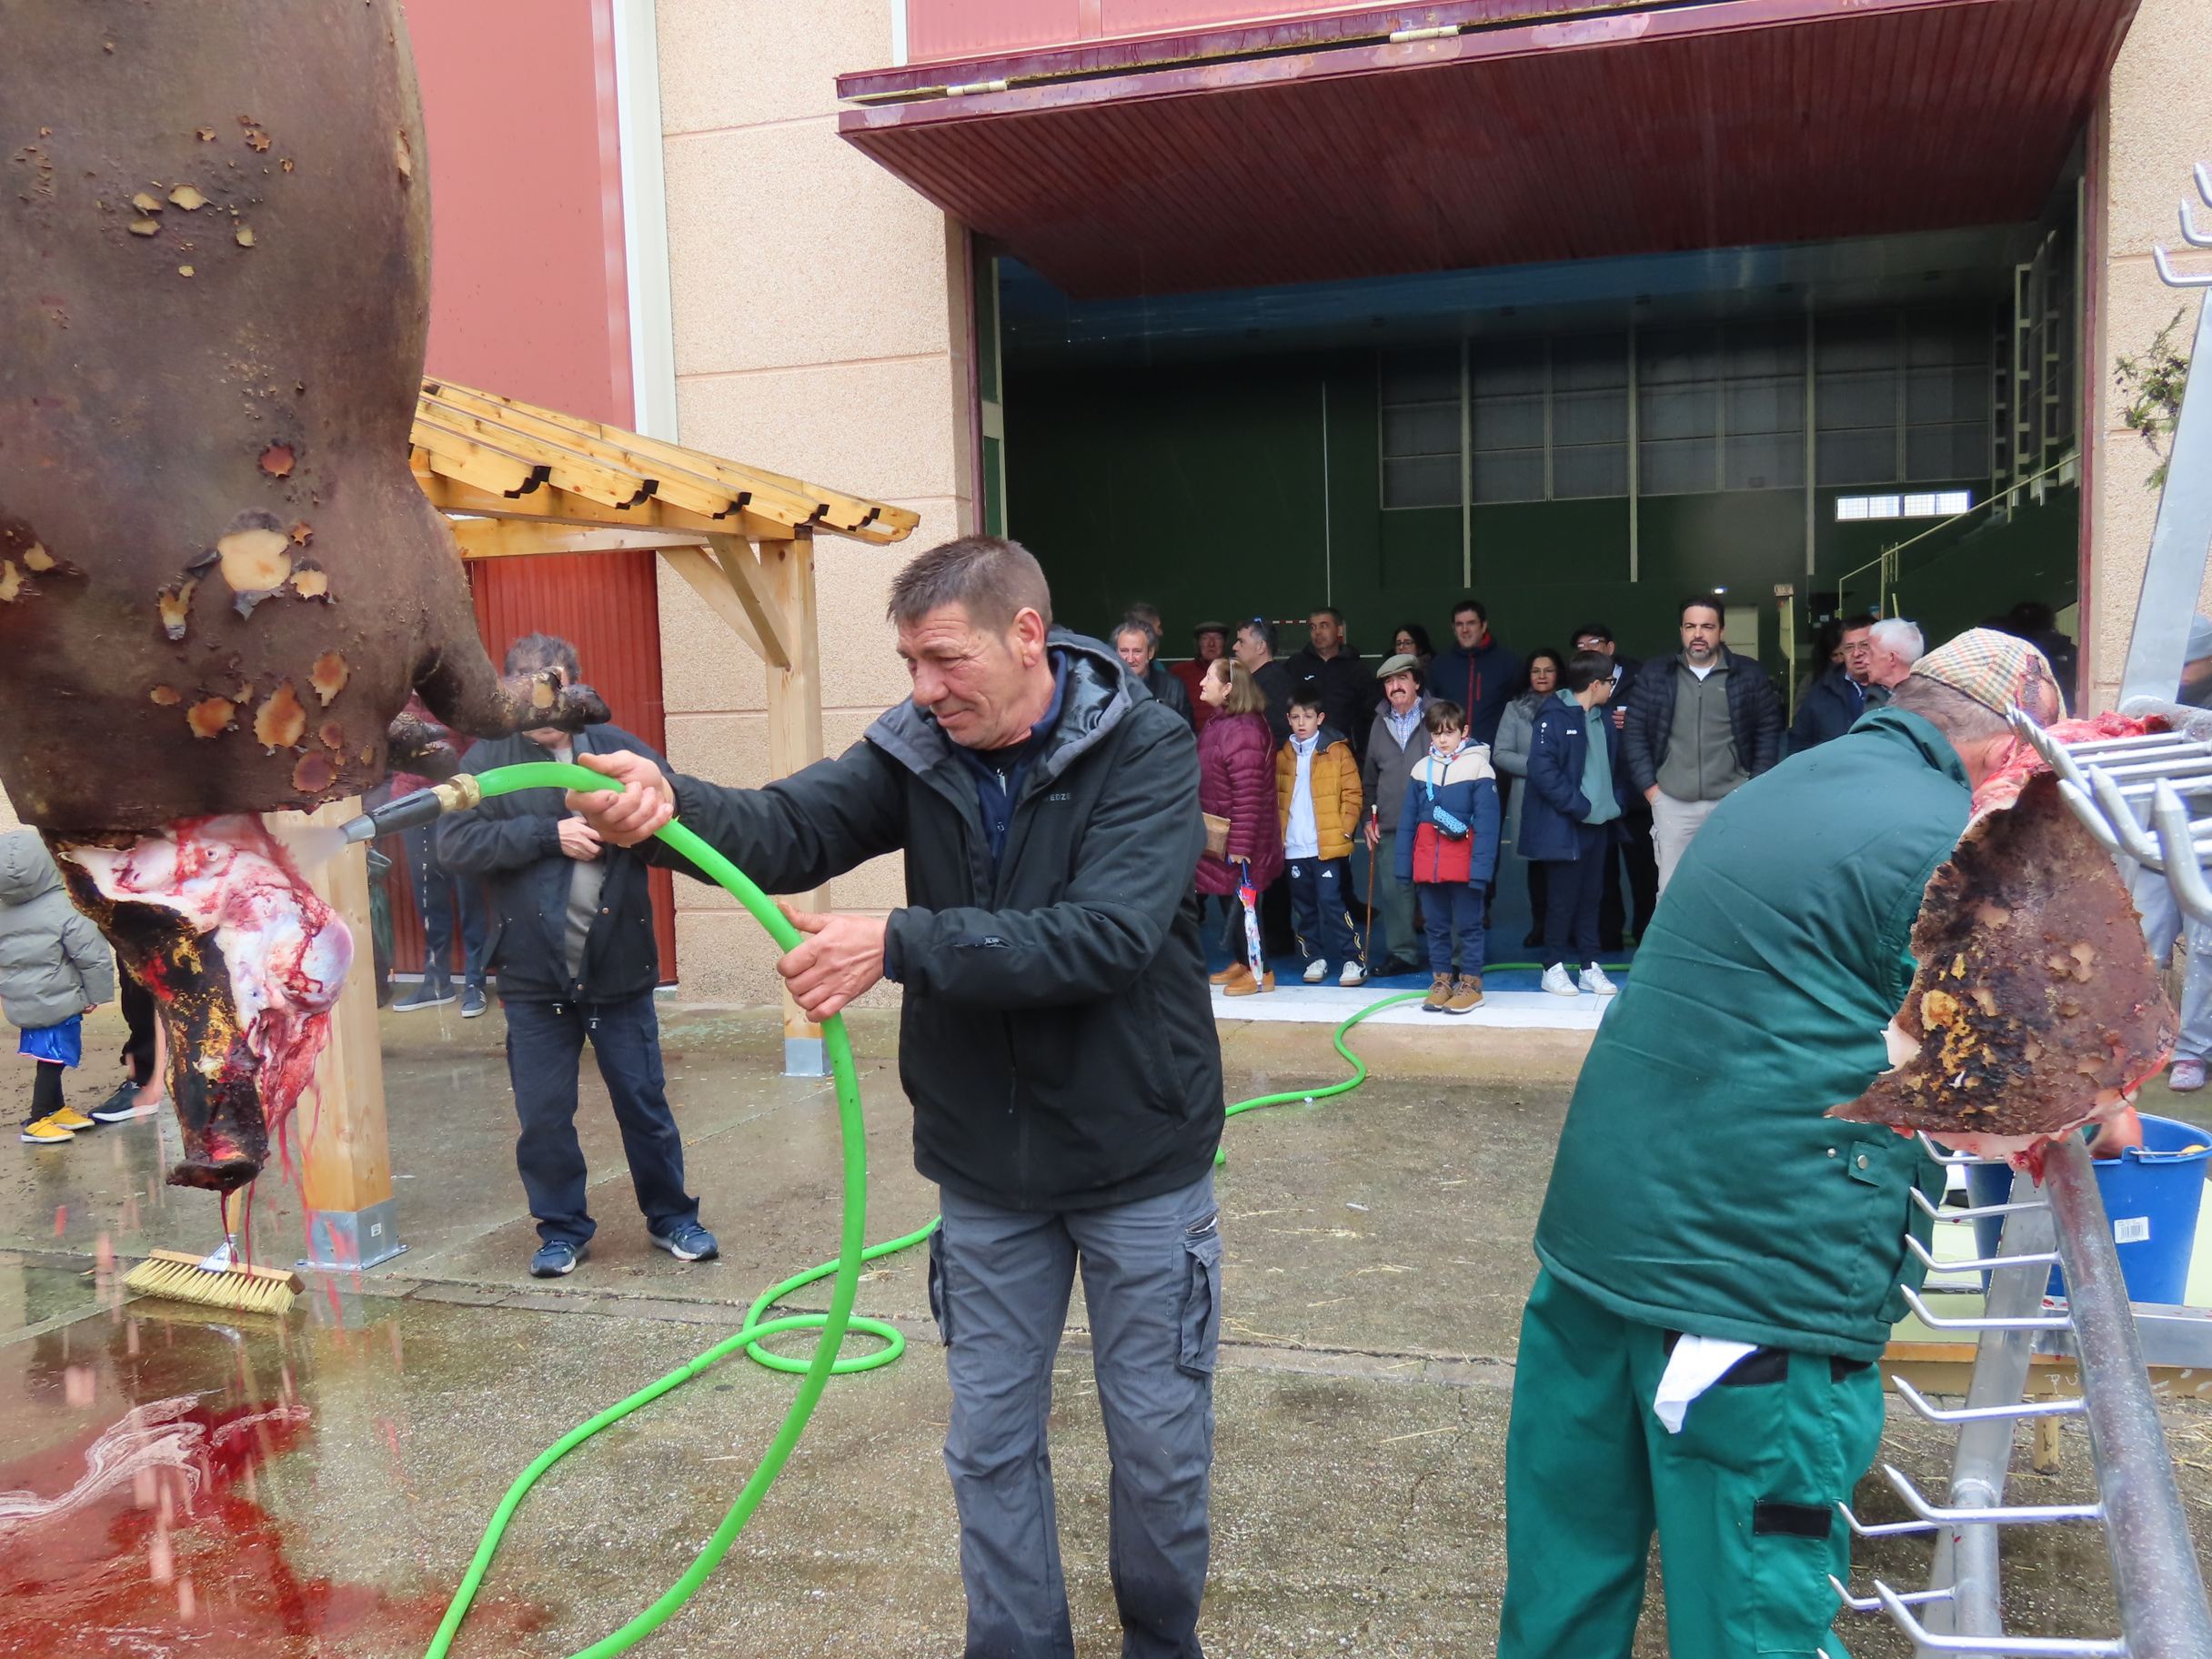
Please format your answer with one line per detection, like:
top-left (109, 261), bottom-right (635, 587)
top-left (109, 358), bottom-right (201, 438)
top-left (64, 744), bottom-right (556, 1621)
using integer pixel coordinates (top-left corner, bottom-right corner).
top-left (123, 1189), bottom-right (303, 1316)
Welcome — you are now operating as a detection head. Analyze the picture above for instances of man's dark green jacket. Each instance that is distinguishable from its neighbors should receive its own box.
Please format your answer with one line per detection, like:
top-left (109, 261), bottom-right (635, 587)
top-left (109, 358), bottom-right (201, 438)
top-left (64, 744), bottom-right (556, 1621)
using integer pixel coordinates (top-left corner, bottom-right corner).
top-left (1534, 708), bottom-right (1967, 1361)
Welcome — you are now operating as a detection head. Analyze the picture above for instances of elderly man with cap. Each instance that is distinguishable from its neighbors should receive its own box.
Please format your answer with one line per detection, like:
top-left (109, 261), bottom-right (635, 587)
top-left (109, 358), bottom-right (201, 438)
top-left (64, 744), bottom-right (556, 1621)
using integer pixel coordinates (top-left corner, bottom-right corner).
top-left (1357, 650), bottom-right (1430, 977)
top-left (2134, 613), bottom-right (2212, 1091)
top-left (1498, 629), bottom-right (2065, 1659)
top-left (1173, 619), bottom-right (1232, 735)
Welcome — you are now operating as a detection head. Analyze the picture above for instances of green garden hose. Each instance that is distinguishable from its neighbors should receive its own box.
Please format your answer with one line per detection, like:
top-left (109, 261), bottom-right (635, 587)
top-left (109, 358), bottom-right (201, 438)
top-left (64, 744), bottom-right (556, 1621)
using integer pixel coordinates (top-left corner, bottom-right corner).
top-left (424, 760), bottom-right (889, 1659)
top-left (424, 761), bottom-right (1581, 1655)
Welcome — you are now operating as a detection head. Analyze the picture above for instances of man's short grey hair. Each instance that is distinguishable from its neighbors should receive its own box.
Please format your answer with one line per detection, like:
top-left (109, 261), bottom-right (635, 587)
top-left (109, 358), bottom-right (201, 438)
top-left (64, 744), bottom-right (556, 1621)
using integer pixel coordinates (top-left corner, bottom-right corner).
top-left (1113, 618), bottom-right (1159, 654)
top-left (505, 631), bottom-right (581, 681)
top-left (1869, 618), bottom-right (1924, 663)
top-left (888, 536), bottom-right (1054, 636)
top-left (1887, 674), bottom-right (2017, 746)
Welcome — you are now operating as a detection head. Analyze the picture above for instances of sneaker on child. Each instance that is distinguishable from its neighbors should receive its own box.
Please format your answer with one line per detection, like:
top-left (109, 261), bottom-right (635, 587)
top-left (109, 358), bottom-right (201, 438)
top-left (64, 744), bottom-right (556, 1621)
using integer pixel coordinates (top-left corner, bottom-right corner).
top-left (19, 1114), bottom-right (75, 1144)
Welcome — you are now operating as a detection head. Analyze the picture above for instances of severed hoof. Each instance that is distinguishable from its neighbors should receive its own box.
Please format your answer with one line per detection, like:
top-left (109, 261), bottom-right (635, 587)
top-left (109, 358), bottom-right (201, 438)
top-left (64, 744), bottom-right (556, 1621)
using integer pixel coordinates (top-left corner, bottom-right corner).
top-left (167, 1155), bottom-right (260, 1193)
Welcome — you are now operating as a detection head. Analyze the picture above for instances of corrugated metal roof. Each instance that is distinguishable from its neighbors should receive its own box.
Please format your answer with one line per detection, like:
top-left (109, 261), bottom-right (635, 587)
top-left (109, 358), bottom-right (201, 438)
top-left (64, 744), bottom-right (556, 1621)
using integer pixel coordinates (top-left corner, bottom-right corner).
top-left (840, 0), bottom-right (2137, 300)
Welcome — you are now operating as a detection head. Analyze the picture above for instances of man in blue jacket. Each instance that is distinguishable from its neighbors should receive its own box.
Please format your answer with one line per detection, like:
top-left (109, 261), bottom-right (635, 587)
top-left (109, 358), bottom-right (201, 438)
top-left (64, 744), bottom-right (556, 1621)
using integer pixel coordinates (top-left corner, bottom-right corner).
top-left (1520, 651), bottom-right (1625, 999)
top-left (1438, 598), bottom-right (1522, 747)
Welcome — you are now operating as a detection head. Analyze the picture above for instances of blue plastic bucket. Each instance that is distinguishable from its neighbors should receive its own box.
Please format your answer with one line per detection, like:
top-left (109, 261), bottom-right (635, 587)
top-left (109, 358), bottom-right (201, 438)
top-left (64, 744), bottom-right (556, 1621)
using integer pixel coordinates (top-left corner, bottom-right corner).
top-left (1964, 1114), bottom-right (2212, 1305)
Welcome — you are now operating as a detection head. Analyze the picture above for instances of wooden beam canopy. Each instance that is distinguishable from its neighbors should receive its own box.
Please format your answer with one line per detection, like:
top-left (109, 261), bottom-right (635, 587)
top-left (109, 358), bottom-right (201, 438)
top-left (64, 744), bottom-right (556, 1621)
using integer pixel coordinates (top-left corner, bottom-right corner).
top-left (409, 377), bottom-right (915, 1069)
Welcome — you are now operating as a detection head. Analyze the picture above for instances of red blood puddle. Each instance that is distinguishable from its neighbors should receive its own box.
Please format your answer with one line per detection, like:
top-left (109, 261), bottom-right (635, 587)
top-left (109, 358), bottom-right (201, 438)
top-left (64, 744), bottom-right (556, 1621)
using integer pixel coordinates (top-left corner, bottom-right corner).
top-left (1, 1325), bottom-right (545, 1656)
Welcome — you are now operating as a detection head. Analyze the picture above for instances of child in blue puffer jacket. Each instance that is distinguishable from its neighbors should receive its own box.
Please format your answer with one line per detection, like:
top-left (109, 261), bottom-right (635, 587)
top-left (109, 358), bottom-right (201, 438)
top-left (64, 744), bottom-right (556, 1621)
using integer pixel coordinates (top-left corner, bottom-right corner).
top-left (1395, 699), bottom-right (1501, 1014)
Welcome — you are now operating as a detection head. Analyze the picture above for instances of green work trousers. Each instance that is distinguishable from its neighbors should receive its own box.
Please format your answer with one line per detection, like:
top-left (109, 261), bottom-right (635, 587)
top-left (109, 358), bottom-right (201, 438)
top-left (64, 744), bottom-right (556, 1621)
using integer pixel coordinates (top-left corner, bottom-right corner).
top-left (1498, 1269), bottom-right (1886, 1659)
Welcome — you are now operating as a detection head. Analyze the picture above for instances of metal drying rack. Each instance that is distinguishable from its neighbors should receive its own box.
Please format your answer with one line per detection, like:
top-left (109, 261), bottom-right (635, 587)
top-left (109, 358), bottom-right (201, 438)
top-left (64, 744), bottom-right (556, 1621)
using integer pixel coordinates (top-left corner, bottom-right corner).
top-left (1828, 167), bottom-right (2212, 1659)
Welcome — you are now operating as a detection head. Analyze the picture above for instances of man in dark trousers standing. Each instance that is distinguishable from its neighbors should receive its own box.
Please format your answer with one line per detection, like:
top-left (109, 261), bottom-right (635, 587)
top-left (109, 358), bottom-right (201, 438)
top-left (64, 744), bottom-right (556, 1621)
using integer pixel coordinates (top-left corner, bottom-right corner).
top-left (437, 633), bottom-right (715, 1282)
top-left (1573, 622), bottom-right (1655, 949)
top-left (1287, 606), bottom-right (1371, 760)
top-left (1621, 595), bottom-right (1784, 898)
top-left (571, 538), bottom-right (1223, 1659)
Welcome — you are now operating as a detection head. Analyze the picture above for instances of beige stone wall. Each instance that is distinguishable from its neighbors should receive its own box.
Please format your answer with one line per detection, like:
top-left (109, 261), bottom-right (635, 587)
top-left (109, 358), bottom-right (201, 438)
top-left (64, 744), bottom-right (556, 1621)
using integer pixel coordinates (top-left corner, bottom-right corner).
top-left (2088, 0), bottom-right (2212, 712)
top-left (655, 0), bottom-right (973, 1003)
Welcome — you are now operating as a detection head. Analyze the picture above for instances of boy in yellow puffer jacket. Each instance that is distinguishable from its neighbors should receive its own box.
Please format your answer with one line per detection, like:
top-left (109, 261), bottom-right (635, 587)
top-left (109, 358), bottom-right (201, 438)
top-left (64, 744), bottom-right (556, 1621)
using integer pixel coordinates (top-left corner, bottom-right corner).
top-left (1277, 695), bottom-right (1367, 986)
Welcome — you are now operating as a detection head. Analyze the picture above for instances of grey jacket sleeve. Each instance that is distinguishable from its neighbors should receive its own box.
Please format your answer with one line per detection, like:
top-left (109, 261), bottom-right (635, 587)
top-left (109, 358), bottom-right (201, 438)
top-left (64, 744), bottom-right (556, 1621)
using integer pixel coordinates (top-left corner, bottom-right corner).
top-left (1493, 701), bottom-right (1533, 778)
top-left (61, 909), bottom-right (115, 1005)
top-left (885, 714), bottom-right (1203, 1010)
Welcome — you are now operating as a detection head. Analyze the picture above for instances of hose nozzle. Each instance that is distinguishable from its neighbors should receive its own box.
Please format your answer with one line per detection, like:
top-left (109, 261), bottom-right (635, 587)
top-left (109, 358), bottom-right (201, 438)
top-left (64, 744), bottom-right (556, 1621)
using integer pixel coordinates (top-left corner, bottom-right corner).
top-left (337, 774), bottom-right (485, 844)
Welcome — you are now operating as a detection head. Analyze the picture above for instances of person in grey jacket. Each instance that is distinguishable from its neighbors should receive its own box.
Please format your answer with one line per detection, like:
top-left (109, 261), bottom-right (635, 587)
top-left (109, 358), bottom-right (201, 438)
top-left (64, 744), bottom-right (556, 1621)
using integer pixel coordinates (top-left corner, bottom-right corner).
top-left (1358, 653), bottom-right (1430, 976)
top-left (1492, 649), bottom-right (1566, 949)
top-left (0, 830), bottom-right (115, 1142)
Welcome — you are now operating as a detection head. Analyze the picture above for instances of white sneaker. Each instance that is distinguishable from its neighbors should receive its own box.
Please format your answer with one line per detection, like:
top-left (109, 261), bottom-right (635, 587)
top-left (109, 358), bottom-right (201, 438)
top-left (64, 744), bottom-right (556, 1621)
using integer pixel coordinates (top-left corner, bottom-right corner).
top-left (1339, 960), bottom-right (1366, 987)
top-left (1579, 965), bottom-right (1619, 998)
top-left (1302, 960), bottom-right (1328, 984)
top-left (1540, 964), bottom-right (1580, 998)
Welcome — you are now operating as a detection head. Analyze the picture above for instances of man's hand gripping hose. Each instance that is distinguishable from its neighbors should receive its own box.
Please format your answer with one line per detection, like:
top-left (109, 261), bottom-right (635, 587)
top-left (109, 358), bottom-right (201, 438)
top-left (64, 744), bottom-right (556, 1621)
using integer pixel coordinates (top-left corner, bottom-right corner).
top-left (342, 764), bottom-right (1414, 1657)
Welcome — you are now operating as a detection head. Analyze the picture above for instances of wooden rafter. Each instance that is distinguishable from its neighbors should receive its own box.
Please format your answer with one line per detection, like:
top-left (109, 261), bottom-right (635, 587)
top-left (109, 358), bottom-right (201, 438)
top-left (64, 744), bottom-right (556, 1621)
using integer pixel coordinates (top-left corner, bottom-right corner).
top-left (407, 379), bottom-right (914, 686)
top-left (411, 378), bottom-right (920, 546)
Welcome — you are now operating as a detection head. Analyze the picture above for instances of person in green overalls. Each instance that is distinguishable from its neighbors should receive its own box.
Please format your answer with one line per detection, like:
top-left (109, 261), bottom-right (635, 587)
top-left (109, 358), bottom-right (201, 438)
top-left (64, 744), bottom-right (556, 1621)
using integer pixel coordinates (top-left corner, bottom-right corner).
top-left (1498, 628), bottom-right (2066, 1659)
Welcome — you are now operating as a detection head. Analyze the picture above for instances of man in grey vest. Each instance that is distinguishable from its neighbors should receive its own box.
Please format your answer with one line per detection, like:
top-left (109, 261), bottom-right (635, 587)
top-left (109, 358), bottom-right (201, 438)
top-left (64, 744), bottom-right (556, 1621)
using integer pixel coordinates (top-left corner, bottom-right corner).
top-left (1620, 595), bottom-right (1783, 896)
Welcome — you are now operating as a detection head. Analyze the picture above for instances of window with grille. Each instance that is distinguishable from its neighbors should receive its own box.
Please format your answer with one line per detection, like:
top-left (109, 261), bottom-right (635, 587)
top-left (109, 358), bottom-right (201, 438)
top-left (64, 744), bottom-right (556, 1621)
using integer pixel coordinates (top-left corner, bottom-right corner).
top-left (1379, 348), bottom-right (1462, 509)
top-left (1815, 308), bottom-right (1992, 488)
top-left (1377, 307), bottom-right (1993, 510)
top-left (1551, 334), bottom-right (1630, 499)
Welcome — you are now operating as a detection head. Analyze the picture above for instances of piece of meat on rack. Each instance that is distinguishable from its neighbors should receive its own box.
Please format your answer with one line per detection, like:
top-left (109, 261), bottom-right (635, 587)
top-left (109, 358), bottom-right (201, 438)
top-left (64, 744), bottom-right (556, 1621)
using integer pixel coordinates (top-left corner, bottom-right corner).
top-left (1828, 765), bottom-right (2175, 1174)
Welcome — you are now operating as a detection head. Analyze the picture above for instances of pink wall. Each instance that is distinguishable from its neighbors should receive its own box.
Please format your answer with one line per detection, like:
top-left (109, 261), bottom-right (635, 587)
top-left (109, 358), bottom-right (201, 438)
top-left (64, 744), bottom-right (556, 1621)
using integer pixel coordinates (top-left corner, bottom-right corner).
top-left (908, 0), bottom-right (1372, 63)
top-left (401, 0), bottom-right (632, 424)
top-left (393, 1), bottom-right (677, 977)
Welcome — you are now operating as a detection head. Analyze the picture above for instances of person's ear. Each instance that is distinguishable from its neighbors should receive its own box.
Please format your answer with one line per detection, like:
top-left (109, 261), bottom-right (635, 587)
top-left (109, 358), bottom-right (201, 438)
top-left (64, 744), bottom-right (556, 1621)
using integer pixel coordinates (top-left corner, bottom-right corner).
top-left (1012, 608), bottom-right (1047, 667)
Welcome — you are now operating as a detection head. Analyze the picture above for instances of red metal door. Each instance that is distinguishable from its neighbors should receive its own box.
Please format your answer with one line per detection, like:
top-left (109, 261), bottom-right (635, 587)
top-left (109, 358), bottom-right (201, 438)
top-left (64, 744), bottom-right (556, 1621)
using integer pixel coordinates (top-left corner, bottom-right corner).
top-left (383, 550), bottom-right (675, 988)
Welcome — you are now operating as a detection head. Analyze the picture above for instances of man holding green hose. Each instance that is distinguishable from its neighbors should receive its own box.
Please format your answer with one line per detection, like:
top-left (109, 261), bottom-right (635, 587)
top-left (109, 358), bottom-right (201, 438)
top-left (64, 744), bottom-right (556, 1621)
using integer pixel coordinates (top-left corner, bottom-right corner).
top-left (570, 535), bottom-right (1224, 1659)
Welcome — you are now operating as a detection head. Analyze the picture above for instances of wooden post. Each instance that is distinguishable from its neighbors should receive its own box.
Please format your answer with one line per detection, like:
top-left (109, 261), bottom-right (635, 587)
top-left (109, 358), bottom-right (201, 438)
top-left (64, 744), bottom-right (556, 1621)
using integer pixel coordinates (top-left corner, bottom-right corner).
top-left (762, 528), bottom-right (828, 1076)
top-left (269, 797), bottom-right (400, 1270)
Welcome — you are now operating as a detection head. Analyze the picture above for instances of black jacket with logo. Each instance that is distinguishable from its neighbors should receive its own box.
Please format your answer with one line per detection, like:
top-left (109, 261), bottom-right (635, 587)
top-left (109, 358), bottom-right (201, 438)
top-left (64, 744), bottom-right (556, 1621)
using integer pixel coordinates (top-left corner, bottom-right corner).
top-left (1287, 646), bottom-right (1372, 759)
top-left (436, 724), bottom-right (668, 1004)
top-left (649, 631), bottom-right (1222, 1211)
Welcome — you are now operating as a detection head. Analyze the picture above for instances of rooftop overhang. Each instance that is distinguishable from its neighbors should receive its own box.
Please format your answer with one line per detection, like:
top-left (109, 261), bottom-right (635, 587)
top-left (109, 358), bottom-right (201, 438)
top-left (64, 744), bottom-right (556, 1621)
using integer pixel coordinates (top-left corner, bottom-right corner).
top-left (838, 0), bottom-right (2138, 301)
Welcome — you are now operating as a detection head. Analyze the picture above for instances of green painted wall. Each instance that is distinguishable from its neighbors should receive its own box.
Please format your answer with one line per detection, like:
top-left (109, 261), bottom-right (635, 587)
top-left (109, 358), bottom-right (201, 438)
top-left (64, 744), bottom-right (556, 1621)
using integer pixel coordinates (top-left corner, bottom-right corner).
top-left (1005, 349), bottom-right (2076, 679)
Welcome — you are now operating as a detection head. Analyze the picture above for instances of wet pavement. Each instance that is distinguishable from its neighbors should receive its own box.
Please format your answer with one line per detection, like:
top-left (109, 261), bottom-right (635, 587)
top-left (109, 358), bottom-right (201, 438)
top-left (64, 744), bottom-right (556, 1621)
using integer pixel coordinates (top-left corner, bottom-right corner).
top-left (3, 1000), bottom-right (2209, 1656)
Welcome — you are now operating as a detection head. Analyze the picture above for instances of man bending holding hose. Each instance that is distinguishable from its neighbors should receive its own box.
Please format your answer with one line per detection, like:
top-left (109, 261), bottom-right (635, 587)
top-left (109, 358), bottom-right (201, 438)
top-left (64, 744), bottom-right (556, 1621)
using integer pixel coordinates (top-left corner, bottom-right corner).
top-left (569, 536), bottom-right (1223, 1659)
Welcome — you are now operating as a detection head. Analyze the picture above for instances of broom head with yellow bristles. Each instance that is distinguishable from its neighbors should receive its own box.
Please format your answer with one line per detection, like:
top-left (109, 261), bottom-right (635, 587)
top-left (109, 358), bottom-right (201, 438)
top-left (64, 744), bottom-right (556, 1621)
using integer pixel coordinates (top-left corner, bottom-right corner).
top-left (124, 1248), bottom-right (304, 1316)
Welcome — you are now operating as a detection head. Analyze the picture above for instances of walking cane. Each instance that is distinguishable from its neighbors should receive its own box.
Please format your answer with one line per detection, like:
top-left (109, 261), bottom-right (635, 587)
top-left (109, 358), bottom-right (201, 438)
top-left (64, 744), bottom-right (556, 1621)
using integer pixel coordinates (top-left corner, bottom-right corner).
top-left (1362, 804), bottom-right (1380, 969)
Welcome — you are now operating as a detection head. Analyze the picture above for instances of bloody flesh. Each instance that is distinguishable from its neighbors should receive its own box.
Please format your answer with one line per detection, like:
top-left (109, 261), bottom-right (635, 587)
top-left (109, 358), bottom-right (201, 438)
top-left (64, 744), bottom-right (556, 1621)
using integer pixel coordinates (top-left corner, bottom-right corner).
top-left (1829, 769), bottom-right (2176, 1162)
top-left (54, 819), bottom-right (348, 1191)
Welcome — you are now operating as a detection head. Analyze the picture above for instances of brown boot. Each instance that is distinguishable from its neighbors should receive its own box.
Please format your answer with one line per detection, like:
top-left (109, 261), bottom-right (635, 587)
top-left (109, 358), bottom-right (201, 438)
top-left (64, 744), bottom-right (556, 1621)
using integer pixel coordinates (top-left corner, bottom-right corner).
top-left (1423, 973), bottom-right (1453, 1012)
top-left (1447, 974), bottom-right (1485, 1014)
top-left (1210, 962), bottom-right (1243, 987)
top-left (1226, 966), bottom-right (1275, 997)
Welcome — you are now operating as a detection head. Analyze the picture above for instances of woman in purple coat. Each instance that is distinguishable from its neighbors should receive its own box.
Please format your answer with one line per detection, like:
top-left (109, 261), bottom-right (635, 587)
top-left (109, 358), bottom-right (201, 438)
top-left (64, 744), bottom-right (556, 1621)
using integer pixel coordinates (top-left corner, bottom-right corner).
top-left (1194, 659), bottom-right (1283, 995)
